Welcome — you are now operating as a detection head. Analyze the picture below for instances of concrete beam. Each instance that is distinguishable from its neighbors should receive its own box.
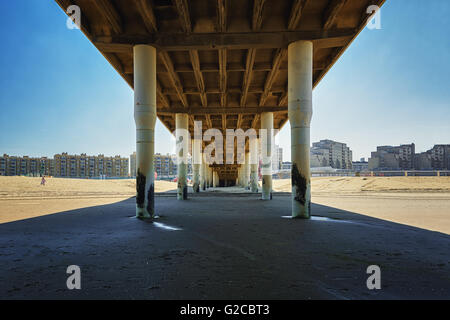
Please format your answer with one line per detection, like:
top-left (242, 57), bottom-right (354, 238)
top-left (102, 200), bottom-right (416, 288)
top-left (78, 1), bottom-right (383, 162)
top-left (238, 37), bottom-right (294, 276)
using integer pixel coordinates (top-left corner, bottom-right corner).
top-left (93, 29), bottom-right (356, 51)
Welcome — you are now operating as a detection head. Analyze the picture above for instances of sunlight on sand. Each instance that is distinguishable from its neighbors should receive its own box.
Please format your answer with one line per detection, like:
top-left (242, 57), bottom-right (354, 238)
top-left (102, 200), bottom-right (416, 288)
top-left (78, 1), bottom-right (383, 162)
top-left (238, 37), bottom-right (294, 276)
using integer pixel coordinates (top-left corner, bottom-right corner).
top-left (0, 176), bottom-right (449, 234)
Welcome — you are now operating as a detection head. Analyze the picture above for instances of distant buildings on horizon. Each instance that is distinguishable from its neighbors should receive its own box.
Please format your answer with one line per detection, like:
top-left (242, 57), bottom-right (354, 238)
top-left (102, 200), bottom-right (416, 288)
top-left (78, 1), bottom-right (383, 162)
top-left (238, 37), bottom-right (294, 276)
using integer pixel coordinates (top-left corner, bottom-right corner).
top-left (0, 153), bottom-right (129, 178)
top-left (310, 139), bottom-right (353, 170)
top-left (368, 144), bottom-right (450, 171)
top-left (2, 141), bottom-right (449, 178)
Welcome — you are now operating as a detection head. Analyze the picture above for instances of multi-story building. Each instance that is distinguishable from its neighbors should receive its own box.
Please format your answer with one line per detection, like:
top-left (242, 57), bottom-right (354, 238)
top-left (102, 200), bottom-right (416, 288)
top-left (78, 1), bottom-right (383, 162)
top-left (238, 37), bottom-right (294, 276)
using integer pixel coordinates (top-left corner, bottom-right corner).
top-left (310, 140), bottom-right (353, 169)
top-left (154, 153), bottom-right (178, 178)
top-left (414, 152), bottom-right (432, 170)
top-left (272, 145), bottom-right (283, 173)
top-left (130, 152), bottom-right (137, 177)
top-left (1, 153), bottom-right (128, 178)
top-left (1, 154), bottom-right (55, 176)
top-left (429, 145), bottom-right (450, 170)
top-left (0, 155), bottom-right (6, 176)
top-left (368, 143), bottom-right (415, 170)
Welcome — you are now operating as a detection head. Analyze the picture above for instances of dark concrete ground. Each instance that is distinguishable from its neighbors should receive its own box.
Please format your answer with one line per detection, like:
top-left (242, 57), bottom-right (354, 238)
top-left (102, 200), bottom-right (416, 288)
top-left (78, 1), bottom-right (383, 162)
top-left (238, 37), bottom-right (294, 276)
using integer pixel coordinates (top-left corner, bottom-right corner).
top-left (0, 193), bottom-right (449, 299)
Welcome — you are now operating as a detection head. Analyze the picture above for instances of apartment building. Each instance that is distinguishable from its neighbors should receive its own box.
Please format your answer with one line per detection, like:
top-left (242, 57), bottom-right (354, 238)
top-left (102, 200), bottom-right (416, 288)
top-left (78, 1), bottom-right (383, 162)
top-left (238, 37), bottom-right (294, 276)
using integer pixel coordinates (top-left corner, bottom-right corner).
top-left (130, 152), bottom-right (137, 177)
top-left (1, 153), bottom-right (128, 177)
top-left (154, 153), bottom-right (178, 178)
top-left (310, 140), bottom-right (353, 169)
top-left (54, 153), bottom-right (129, 178)
top-left (429, 144), bottom-right (450, 170)
top-left (368, 144), bottom-right (415, 170)
top-left (272, 145), bottom-right (283, 173)
top-left (0, 154), bottom-right (55, 176)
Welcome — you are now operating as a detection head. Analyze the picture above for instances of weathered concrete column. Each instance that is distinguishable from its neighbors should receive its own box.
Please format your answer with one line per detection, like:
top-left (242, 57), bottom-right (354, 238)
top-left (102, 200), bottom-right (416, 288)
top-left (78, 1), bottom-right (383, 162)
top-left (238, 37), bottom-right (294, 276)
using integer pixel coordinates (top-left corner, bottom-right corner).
top-left (200, 158), bottom-right (206, 190)
top-left (134, 45), bottom-right (157, 219)
top-left (288, 40), bottom-right (313, 218)
top-left (192, 139), bottom-right (201, 192)
top-left (214, 171), bottom-right (219, 187)
top-left (212, 169), bottom-right (217, 187)
top-left (245, 152), bottom-right (251, 189)
top-left (176, 113), bottom-right (188, 200)
top-left (204, 165), bottom-right (209, 189)
top-left (238, 167), bottom-right (243, 187)
top-left (241, 161), bottom-right (247, 188)
top-left (250, 138), bottom-right (259, 192)
top-left (208, 167), bottom-right (213, 188)
top-left (261, 112), bottom-right (273, 200)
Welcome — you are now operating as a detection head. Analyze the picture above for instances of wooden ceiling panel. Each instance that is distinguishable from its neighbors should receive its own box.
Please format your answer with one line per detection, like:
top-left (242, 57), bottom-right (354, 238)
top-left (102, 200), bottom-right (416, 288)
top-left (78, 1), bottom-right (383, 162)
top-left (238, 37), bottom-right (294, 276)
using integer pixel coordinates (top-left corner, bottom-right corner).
top-left (55, 0), bottom-right (386, 136)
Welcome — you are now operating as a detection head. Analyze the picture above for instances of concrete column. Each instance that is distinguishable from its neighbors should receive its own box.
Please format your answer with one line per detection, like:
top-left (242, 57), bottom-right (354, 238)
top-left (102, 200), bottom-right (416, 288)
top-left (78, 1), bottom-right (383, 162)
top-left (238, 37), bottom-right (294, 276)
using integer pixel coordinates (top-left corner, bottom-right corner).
top-left (242, 165), bottom-right (246, 188)
top-left (214, 171), bottom-right (219, 187)
top-left (176, 113), bottom-right (188, 200)
top-left (134, 45), bottom-right (157, 219)
top-left (261, 112), bottom-right (273, 200)
top-left (288, 40), bottom-right (313, 218)
top-left (200, 158), bottom-right (206, 190)
top-left (250, 138), bottom-right (259, 192)
top-left (192, 139), bottom-right (201, 192)
top-left (209, 167), bottom-right (213, 187)
top-left (205, 166), bottom-right (209, 188)
top-left (245, 152), bottom-right (251, 189)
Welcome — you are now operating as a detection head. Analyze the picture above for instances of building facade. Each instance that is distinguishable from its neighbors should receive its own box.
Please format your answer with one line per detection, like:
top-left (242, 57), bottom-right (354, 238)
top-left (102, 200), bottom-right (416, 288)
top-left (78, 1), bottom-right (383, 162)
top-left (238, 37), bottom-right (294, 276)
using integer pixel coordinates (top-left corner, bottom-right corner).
top-left (310, 140), bottom-right (353, 169)
top-left (1, 154), bottom-right (55, 176)
top-left (130, 152), bottom-right (136, 177)
top-left (368, 144), bottom-right (415, 170)
top-left (53, 153), bottom-right (129, 178)
top-left (429, 145), bottom-right (450, 170)
top-left (1, 153), bottom-right (128, 178)
top-left (154, 153), bottom-right (178, 178)
top-left (272, 145), bottom-right (283, 173)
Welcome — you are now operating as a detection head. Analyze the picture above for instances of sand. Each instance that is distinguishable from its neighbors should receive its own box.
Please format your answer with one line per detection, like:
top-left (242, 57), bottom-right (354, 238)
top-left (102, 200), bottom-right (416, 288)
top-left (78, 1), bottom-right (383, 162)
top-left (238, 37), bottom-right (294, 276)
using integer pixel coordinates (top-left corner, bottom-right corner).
top-left (0, 176), bottom-right (449, 234)
top-left (0, 177), bottom-right (176, 224)
top-left (273, 176), bottom-right (450, 193)
top-left (0, 176), bottom-right (176, 199)
top-left (273, 177), bottom-right (450, 234)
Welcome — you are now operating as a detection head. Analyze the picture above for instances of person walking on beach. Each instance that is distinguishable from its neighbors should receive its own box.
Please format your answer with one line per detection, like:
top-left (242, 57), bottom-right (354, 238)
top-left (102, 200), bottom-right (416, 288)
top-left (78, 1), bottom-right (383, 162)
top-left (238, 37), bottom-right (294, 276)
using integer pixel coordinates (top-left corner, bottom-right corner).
top-left (41, 176), bottom-right (46, 186)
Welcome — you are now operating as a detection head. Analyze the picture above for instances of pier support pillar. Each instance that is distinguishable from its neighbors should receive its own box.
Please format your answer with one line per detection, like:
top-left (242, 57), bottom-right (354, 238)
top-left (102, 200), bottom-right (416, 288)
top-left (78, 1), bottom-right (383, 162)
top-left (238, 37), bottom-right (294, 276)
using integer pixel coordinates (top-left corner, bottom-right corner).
top-left (176, 113), bottom-right (189, 200)
top-left (288, 40), bottom-right (313, 218)
top-left (250, 138), bottom-right (259, 192)
top-left (200, 158), bottom-right (206, 190)
top-left (134, 45), bottom-right (157, 219)
top-left (245, 152), bottom-right (251, 189)
top-left (209, 167), bottom-right (213, 188)
top-left (261, 112), bottom-right (273, 200)
top-left (192, 139), bottom-right (201, 192)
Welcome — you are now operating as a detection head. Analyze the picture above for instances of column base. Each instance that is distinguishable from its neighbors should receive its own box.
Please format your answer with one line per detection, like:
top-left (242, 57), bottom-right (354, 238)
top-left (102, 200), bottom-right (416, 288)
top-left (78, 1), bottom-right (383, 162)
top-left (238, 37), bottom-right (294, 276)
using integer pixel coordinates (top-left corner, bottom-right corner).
top-left (193, 183), bottom-right (200, 193)
top-left (136, 208), bottom-right (153, 220)
top-left (177, 185), bottom-right (188, 200)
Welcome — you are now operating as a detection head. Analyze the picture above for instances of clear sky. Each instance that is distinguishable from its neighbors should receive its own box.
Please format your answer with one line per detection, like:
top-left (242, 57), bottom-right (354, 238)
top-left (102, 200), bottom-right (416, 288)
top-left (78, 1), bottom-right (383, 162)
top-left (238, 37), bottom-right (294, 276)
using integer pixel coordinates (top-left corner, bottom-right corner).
top-left (0, 0), bottom-right (449, 161)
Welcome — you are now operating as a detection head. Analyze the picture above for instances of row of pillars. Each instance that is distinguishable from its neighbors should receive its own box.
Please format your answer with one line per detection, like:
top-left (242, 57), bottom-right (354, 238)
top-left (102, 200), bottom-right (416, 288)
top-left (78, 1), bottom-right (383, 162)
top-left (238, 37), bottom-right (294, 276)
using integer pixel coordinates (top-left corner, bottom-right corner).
top-left (133, 40), bottom-right (312, 219)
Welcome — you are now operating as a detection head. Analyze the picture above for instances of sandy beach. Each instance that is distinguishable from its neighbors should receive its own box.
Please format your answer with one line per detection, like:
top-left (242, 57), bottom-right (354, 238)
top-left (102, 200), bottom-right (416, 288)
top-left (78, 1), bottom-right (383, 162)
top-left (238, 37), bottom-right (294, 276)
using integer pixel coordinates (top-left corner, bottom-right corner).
top-left (1, 176), bottom-right (449, 234)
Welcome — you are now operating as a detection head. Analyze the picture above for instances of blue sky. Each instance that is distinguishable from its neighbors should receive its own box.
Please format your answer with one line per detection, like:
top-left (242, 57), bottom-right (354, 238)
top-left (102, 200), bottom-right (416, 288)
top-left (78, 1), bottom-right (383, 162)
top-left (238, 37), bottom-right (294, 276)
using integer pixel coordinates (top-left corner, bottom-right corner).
top-left (0, 0), bottom-right (449, 161)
